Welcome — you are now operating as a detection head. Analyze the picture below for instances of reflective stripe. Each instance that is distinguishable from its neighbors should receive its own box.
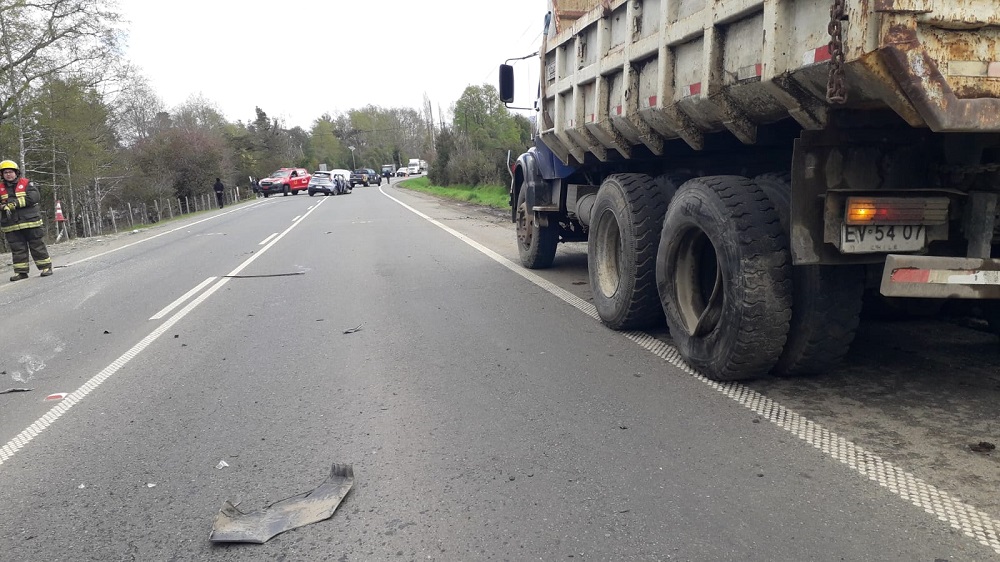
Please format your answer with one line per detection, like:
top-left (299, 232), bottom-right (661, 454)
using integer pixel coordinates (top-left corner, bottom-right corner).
top-left (35, 258), bottom-right (51, 266)
top-left (1, 219), bottom-right (43, 233)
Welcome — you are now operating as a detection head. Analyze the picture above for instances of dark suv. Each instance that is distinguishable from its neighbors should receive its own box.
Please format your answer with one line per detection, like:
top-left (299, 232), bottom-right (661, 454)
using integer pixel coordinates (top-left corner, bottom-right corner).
top-left (349, 168), bottom-right (382, 187)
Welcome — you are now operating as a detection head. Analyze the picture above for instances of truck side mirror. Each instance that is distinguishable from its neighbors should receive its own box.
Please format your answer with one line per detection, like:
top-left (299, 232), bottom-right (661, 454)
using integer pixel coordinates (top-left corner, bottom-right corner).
top-left (499, 64), bottom-right (515, 104)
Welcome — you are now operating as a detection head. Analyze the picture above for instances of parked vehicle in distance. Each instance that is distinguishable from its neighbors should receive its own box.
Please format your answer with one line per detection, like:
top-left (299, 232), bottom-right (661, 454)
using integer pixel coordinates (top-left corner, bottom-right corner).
top-left (419, 159), bottom-right (428, 173)
top-left (407, 158), bottom-right (421, 175)
top-left (396, 167), bottom-right (408, 177)
top-left (258, 168), bottom-right (310, 197)
top-left (349, 168), bottom-right (381, 187)
top-left (307, 171), bottom-right (337, 196)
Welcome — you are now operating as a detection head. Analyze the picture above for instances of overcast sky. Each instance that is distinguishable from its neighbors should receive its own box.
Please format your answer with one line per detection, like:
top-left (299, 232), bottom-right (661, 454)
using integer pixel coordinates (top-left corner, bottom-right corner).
top-left (117, 0), bottom-right (545, 130)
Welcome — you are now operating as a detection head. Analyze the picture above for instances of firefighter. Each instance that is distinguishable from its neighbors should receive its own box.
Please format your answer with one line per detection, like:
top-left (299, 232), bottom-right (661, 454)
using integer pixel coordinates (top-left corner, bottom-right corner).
top-left (1, 160), bottom-right (52, 281)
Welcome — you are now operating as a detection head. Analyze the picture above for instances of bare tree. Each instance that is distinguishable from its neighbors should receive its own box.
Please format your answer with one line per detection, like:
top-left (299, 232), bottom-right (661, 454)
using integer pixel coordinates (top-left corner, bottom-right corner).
top-left (0, 0), bottom-right (123, 125)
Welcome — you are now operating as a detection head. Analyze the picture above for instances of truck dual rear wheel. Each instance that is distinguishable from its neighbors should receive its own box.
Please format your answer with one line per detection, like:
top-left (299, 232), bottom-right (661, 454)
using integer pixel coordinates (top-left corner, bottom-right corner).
top-left (656, 176), bottom-right (792, 380)
top-left (754, 173), bottom-right (865, 376)
top-left (589, 173), bottom-right (670, 329)
top-left (515, 187), bottom-right (558, 269)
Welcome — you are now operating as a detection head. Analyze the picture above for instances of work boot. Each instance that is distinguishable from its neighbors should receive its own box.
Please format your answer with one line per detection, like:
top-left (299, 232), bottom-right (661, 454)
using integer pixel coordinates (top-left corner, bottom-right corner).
top-left (9, 272), bottom-right (28, 282)
top-left (39, 267), bottom-right (53, 277)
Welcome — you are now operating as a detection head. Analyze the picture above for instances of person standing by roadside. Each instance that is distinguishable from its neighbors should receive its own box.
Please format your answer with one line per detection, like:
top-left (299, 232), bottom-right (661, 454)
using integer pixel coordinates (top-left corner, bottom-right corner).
top-left (213, 178), bottom-right (225, 209)
top-left (1, 160), bottom-right (52, 281)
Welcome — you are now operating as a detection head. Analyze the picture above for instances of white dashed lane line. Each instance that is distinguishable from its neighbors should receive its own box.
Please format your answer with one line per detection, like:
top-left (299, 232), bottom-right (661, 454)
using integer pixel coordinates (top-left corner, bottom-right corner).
top-left (379, 183), bottom-right (1000, 556)
top-left (0, 198), bottom-right (328, 469)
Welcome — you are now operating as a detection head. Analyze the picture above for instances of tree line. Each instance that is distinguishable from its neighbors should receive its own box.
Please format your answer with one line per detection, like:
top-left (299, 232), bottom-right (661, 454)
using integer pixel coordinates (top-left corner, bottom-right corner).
top-left (0, 0), bottom-right (533, 242)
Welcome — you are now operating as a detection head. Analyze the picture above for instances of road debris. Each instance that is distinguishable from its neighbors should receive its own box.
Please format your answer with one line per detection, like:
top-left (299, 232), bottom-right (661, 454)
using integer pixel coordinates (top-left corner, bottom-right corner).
top-left (216, 460), bottom-right (229, 470)
top-left (44, 393), bottom-right (68, 401)
top-left (0, 388), bottom-right (32, 394)
top-left (343, 324), bottom-right (363, 334)
top-left (210, 463), bottom-right (354, 544)
top-left (222, 272), bottom-right (305, 279)
top-left (970, 441), bottom-right (996, 453)
top-left (147, 483), bottom-right (156, 488)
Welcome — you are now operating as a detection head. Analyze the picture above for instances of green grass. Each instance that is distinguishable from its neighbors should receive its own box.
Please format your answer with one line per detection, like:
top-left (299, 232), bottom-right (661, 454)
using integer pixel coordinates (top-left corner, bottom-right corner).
top-left (396, 176), bottom-right (510, 209)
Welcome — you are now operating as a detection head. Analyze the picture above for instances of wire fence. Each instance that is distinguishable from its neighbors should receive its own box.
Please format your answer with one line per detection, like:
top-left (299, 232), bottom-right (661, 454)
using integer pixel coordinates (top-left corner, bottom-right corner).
top-left (0, 187), bottom-right (253, 254)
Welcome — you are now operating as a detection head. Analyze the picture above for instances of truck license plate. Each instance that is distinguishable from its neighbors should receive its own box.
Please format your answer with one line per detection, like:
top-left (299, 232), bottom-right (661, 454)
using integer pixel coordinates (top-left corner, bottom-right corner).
top-left (841, 225), bottom-right (925, 253)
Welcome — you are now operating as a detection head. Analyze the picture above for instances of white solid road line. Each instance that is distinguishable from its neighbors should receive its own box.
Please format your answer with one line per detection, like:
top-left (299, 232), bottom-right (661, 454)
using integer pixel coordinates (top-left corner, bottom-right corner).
top-left (377, 183), bottom-right (1000, 556)
top-left (292, 215), bottom-right (301, 222)
top-left (149, 276), bottom-right (218, 320)
top-left (0, 197), bottom-right (328, 470)
top-left (63, 200), bottom-right (268, 268)
top-left (259, 233), bottom-right (278, 246)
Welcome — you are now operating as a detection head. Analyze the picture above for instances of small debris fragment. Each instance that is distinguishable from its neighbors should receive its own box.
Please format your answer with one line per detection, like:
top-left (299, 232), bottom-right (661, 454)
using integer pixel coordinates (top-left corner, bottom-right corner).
top-left (146, 483), bottom-right (156, 488)
top-left (508, 475), bottom-right (516, 481)
top-left (78, 484), bottom-right (86, 489)
top-left (216, 460), bottom-right (229, 470)
top-left (752, 418), bottom-right (761, 424)
top-left (343, 324), bottom-right (363, 334)
top-left (0, 388), bottom-right (32, 394)
top-left (619, 426), bottom-right (628, 430)
top-left (572, 281), bottom-right (586, 285)
top-left (174, 334), bottom-right (179, 338)
top-left (103, 330), bottom-right (110, 334)
top-left (970, 442), bottom-right (996, 453)
top-left (44, 393), bottom-right (68, 401)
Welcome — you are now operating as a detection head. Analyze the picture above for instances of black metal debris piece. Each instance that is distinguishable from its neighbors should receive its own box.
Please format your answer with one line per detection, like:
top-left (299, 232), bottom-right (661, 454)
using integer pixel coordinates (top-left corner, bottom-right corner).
top-left (343, 325), bottom-right (362, 334)
top-left (209, 463), bottom-right (354, 544)
top-left (970, 441), bottom-right (996, 453)
top-left (0, 388), bottom-right (33, 394)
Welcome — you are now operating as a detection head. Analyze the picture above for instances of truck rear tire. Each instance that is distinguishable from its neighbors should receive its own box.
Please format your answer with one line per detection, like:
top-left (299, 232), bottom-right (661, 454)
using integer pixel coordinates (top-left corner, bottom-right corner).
top-left (589, 173), bottom-right (669, 329)
top-left (754, 173), bottom-right (864, 376)
top-left (515, 187), bottom-right (558, 269)
top-left (656, 176), bottom-right (792, 380)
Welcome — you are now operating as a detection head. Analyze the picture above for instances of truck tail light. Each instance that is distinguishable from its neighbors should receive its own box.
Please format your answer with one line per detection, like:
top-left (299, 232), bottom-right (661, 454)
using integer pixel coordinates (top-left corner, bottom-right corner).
top-left (845, 197), bottom-right (949, 225)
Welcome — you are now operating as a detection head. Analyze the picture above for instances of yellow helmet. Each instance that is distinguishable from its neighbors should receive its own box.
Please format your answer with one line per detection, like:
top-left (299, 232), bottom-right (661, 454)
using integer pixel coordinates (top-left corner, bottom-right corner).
top-left (0, 160), bottom-right (18, 173)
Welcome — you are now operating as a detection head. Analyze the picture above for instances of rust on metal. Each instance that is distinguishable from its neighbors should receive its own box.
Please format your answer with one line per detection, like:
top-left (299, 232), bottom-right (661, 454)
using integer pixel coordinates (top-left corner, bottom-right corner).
top-left (880, 23), bottom-right (1000, 132)
top-left (873, 0), bottom-right (932, 14)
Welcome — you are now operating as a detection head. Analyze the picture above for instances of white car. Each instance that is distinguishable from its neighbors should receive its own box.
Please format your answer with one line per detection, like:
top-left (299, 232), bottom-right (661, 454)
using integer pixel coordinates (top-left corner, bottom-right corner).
top-left (396, 167), bottom-right (408, 177)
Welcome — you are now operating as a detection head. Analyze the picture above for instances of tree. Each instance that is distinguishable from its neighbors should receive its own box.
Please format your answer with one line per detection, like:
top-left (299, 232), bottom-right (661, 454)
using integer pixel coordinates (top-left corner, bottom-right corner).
top-left (0, 0), bottom-right (123, 125)
top-left (110, 71), bottom-right (165, 145)
top-left (443, 84), bottom-right (532, 186)
top-left (309, 114), bottom-right (346, 170)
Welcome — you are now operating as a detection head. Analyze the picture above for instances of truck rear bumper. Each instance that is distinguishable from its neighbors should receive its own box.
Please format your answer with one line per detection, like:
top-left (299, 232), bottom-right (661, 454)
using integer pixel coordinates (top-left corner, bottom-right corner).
top-left (880, 254), bottom-right (1000, 299)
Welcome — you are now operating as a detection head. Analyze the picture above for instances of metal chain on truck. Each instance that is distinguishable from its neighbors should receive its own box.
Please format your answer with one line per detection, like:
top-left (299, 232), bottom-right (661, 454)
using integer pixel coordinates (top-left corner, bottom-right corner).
top-left (827, 0), bottom-right (848, 104)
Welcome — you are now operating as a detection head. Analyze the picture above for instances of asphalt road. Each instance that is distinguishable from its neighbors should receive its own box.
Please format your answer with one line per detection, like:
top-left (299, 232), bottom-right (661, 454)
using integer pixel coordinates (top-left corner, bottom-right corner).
top-left (0, 183), bottom-right (997, 561)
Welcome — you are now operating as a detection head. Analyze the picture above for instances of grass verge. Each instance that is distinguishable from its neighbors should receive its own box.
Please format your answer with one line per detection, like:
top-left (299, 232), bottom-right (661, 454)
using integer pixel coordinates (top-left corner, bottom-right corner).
top-left (395, 176), bottom-right (509, 209)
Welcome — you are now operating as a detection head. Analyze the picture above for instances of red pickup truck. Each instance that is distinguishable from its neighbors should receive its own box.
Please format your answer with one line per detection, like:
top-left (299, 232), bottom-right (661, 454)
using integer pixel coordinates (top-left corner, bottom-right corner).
top-left (259, 168), bottom-right (311, 197)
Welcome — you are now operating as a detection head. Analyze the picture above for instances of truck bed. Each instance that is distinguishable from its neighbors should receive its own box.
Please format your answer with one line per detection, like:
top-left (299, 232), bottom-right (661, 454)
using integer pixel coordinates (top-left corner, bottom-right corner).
top-left (539, 0), bottom-right (1000, 165)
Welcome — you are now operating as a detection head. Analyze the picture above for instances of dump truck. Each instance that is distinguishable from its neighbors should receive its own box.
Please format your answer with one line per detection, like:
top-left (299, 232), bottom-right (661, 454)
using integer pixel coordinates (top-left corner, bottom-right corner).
top-left (499, 0), bottom-right (1000, 381)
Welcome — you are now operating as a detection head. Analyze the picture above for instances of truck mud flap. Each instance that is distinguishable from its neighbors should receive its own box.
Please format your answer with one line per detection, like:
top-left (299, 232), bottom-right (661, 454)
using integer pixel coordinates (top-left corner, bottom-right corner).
top-left (880, 255), bottom-right (1000, 299)
top-left (209, 463), bottom-right (354, 544)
